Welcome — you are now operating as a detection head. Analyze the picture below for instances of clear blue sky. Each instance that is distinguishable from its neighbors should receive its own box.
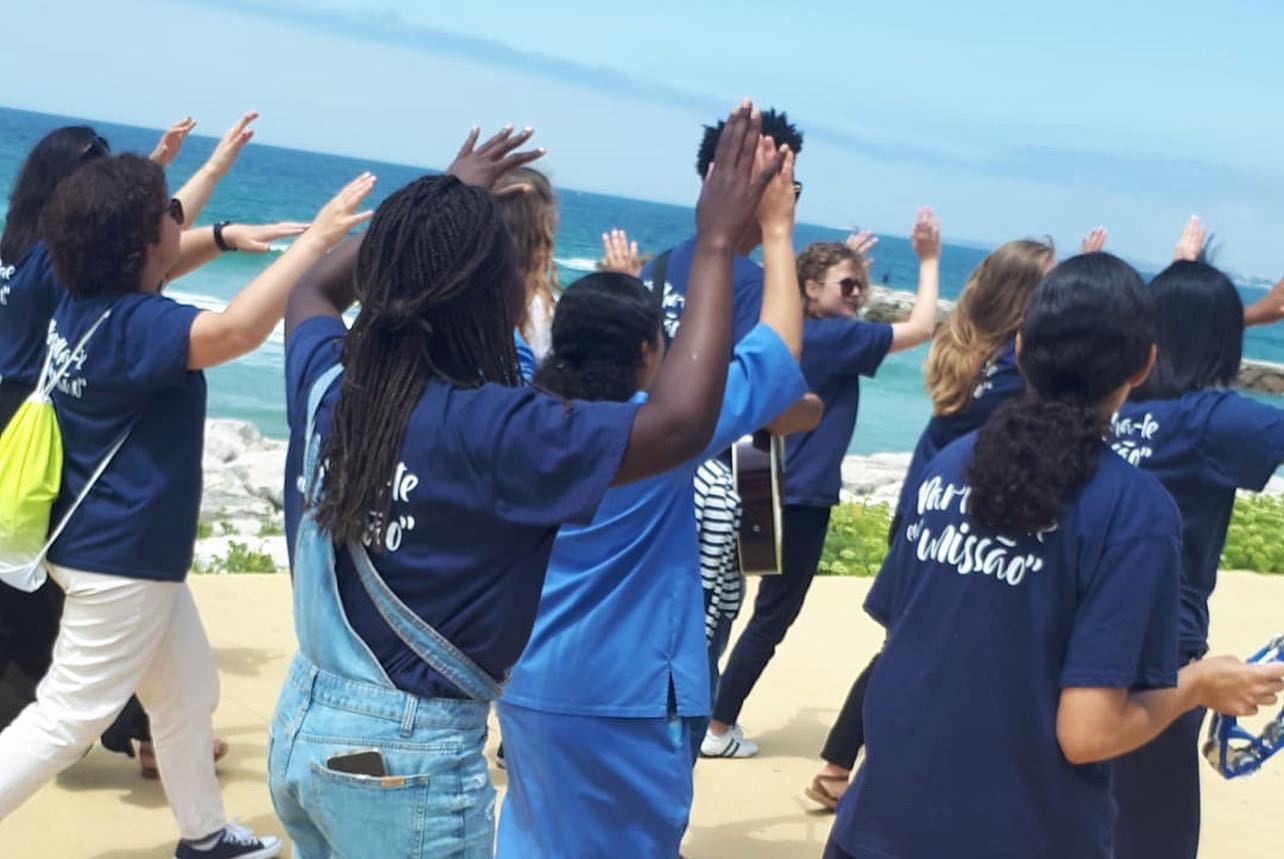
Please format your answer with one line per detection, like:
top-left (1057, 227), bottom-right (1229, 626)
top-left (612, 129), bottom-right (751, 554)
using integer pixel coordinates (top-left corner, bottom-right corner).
top-left (7, 0), bottom-right (1284, 277)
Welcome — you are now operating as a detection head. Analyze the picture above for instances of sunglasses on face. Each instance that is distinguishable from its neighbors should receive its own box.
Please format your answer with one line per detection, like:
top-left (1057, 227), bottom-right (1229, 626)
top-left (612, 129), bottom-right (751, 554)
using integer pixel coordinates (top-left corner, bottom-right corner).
top-left (826, 276), bottom-right (863, 297)
top-left (792, 180), bottom-right (803, 201)
top-left (166, 197), bottom-right (185, 226)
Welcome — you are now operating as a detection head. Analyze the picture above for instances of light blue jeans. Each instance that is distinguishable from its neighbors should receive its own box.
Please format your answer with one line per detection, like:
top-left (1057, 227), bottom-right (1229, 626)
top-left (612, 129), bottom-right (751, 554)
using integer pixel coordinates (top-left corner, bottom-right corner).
top-left (269, 656), bottom-right (494, 859)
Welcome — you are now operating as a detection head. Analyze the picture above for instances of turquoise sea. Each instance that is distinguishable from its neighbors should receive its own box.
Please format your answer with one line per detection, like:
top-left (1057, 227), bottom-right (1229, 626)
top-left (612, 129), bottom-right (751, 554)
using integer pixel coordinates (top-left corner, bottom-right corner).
top-left (3, 106), bottom-right (1282, 453)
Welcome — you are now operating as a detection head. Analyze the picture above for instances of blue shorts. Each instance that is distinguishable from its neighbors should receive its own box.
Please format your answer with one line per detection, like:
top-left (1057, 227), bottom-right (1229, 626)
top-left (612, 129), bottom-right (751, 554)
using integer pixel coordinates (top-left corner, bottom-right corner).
top-left (496, 701), bottom-right (702, 858)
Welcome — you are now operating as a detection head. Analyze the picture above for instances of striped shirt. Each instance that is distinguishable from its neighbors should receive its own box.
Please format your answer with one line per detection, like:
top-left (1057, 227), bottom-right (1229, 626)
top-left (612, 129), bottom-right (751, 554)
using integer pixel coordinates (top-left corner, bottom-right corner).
top-left (694, 458), bottom-right (743, 641)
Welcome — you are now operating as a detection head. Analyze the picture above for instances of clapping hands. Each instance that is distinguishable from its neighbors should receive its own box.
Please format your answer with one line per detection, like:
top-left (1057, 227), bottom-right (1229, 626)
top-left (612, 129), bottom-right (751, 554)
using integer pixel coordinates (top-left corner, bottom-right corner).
top-left (695, 102), bottom-right (785, 250)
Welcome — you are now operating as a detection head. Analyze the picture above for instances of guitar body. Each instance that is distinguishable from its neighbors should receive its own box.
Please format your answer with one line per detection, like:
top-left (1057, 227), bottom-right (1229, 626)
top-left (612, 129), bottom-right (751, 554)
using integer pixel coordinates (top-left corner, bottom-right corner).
top-left (732, 431), bottom-right (785, 575)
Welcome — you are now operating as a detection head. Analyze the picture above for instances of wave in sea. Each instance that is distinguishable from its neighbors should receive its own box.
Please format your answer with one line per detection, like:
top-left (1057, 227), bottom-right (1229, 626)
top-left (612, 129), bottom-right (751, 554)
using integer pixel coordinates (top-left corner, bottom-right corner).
top-left (554, 256), bottom-right (600, 273)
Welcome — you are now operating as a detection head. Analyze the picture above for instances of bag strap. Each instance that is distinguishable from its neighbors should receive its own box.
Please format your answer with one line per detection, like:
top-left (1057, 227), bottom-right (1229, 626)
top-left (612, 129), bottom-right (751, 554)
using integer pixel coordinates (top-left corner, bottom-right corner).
top-left (301, 365), bottom-right (502, 702)
top-left (32, 425), bottom-right (132, 562)
top-left (36, 308), bottom-right (113, 401)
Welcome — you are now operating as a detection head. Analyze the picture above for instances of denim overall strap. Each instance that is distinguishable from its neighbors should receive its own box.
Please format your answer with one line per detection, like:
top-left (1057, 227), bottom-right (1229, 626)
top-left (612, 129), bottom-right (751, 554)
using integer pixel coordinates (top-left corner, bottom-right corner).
top-left (346, 540), bottom-right (503, 702)
top-left (297, 363), bottom-right (502, 702)
top-left (292, 364), bottom-right (396, 686)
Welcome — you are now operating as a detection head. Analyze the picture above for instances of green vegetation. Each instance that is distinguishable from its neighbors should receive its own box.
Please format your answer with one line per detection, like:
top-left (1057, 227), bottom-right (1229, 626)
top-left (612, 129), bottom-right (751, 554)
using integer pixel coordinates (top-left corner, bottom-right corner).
top-left (814, 494), bottom-right (1284, 578)
top-left (196, 520), bottom-right (213, 540)
top-left (219, 518), bottom-right (236, 536)
top-left (816, 502), bottom-right (893, 577)
top-left (1221, 495), bottom-right (1284, 574)
top-left (258, 514), bottom-right (284, 537)
top-left (192, 541), bottom-right (278, 574)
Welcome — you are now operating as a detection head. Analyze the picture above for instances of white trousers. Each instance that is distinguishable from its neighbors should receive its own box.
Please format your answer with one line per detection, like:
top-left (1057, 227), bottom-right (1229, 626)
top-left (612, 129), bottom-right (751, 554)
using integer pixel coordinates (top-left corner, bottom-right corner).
top-left (0, 565), bottom-right (226, 839)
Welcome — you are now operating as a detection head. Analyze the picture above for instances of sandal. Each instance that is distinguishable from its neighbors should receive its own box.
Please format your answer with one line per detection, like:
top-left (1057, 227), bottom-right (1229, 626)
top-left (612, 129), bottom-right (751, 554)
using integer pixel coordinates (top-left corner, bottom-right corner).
top-left (804, 773), bottom-right (849, 811)
top-left (139, 738), bottom-right (229, 780)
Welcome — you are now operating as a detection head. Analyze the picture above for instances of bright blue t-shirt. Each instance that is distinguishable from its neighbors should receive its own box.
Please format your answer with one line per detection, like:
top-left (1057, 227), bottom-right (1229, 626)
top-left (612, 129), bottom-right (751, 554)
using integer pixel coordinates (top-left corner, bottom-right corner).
top-left (502, 324), bottom-right (806, 718)
top-left (0, 241), bottom-right (62, 390)
top-left (834, 434), bottom-right (1181, 859)
top-left (783, 316), bottom-right (893, 507)
top-left (47, 292), bottom-right (206, 580)
top-left (893, 339), bottom-right (1025, 523)
top-left (514, 329), bottom-right (536, 383)
top-left (283, 316), bottom-right (640, 700)
top-left (1112, 389), bottom-right (1284, 657)
top-left (639, 236), bottom-right (764, 345)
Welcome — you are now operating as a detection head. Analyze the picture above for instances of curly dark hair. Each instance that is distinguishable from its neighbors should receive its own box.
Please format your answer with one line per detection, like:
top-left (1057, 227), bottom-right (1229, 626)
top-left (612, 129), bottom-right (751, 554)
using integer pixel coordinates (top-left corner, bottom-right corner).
top-left (696, 108), bottom-right (803, 178)
top-left (534, 272), bottom-right (661, 403)
top-left (40, 154), bottom-right (167, 298)
top-left (966, 253), bottom-right (1156, 534)
top-left (312, 175), bottom-right (525, 549)
top-left (1, 125), bottom-right (110, 264)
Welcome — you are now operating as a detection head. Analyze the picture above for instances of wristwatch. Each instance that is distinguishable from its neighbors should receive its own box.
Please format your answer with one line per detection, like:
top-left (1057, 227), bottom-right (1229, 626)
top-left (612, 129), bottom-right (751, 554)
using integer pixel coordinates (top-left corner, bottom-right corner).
top-left (213, 221), bottom-right (237, 252)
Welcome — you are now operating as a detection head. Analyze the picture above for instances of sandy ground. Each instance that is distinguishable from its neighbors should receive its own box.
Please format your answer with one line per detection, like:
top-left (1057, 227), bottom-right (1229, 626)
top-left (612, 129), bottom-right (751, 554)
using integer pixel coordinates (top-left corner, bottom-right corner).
top-left (2, 572), bottom-right (1283, 858)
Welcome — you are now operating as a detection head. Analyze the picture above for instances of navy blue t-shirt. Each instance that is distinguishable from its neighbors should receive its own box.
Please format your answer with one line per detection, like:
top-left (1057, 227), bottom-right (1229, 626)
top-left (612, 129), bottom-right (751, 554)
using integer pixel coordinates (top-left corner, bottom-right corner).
top-left (1112, 390), bottom-right (1284, 657)
top-left (0, 241), bottom-right (62, 390)
top-left (783, 317), bottom-right (893, 507)
top-left (894, 339), bottom-right (1025, 523)
top-left (639, 236), bottom-right (764, 345)
top-left (834, 434), bottom-right (1181, 859)
top-left (283, 316), bottom-right (640, 699)
top-left (47, 293), bottom-right (206, 580)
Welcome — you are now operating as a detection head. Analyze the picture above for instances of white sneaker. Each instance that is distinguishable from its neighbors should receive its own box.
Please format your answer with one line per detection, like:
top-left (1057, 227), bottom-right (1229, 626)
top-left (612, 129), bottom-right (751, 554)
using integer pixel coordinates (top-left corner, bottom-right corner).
top-left (700, 724), bottom-right (759, 758)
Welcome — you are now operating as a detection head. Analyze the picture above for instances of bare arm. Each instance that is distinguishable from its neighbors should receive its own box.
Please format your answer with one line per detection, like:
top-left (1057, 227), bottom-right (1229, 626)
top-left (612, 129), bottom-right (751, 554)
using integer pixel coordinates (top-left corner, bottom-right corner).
top-left (613, 103), bottom-right (782, 484)
top-left (167, 221), bottom-right (308, 282)
top-left (756, 143), bottom-right (802, 359)
top-left (764, 392), bottom-right (823, 435)
top-left (1245, 278), bottom-right (1284, 327)
top-left (890, 207), bottom-right (940, 353)
top-left (173, 112), bottom-right (259, 228)
top-left (188, 173), bottom-right (375, 370)
top-left (1057, 656), bottom-right (1284, 765)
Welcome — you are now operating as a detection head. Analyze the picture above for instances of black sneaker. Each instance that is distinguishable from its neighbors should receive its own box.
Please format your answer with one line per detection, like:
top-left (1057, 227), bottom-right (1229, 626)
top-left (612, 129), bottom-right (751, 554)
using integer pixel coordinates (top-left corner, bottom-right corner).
top-left (173, 823), bottom-right (282, 859)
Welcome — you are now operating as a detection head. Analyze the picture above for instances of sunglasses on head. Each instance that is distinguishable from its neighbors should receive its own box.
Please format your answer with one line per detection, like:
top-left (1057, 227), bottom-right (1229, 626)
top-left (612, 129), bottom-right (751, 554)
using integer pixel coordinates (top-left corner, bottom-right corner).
top-left (166, 197), bottom-right (185, 225)
top-left (79, 133), bottom-right (109, 160)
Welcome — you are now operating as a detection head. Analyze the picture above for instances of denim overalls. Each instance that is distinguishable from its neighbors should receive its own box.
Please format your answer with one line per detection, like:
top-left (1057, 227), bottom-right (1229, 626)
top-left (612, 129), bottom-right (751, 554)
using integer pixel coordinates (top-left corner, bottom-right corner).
top-left (268, 366), bottom-right (502, 858)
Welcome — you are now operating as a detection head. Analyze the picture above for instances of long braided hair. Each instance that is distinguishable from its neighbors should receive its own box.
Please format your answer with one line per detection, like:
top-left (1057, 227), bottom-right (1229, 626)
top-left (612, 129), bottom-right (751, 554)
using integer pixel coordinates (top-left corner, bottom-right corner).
top-left (312, 175), bottom-right (524, 548)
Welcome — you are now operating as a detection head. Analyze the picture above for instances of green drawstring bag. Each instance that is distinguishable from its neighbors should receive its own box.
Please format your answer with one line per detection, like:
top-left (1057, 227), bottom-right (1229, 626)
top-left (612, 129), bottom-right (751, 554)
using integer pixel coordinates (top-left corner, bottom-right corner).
top-left (0, 309), bottom-right (126, 592)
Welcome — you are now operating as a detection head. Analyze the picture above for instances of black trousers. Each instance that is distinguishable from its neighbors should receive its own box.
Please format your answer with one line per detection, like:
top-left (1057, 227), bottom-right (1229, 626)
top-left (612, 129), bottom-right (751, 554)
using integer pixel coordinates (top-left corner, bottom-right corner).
top-left (711, 505), bottom-right (831, 726)
top-left (820, 653), bottom-right (879, 769)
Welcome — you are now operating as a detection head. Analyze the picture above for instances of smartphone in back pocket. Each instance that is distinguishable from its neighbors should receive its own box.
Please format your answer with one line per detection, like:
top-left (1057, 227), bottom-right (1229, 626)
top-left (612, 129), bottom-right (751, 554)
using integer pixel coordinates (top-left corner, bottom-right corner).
top-left (326, 747), bottom-right (387, 778)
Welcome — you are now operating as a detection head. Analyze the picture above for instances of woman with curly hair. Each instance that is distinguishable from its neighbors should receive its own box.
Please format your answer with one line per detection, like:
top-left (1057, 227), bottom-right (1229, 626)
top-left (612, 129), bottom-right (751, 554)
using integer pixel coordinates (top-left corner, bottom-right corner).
top-left (805, 237), bottom-right (1054, 807)
top-left (0, 153), bottom-right (373, 859)
top-left (0, 116), bottom-right (304, 778)
top-left (823, 253), bottom-right (1284, 859)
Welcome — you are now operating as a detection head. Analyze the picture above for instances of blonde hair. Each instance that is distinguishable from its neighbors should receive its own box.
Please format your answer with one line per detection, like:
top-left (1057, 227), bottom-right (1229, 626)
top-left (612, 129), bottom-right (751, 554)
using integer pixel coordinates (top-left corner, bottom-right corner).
top-left (495, 167), bottom-right (558, 342)
top-left (796, 242), bottom-right (866, 316)
top-left (924, 239), bottom-right (1055, 416)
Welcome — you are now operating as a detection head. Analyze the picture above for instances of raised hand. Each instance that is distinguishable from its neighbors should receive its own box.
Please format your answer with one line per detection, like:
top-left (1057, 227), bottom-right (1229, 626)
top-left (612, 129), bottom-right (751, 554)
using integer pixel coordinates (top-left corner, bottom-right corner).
top-left (1174, 215), bottom-right (1208, 262)
top-left (756, 138), bottom-right (797, 239)
top-left (910, 207), bottom-right (941, 262)
top-left (695, 102), bottom-right (785, 249)
top-left (149, 116), bottom-right (197, 166)
top-left (299, 173), bottom-right (377, 253)
top-left (601, 228), bottom-right (643, 276)
top-left (1080, 226), bottom-right (1108, 254)
top-left (846, 229), bottom-right (878, 272)
top-left (221, 222), bottom-right (311, 253)
top-left (200, 111), bottom-right (259, 179)
top-left (447, 125), bottom-right (544, 194)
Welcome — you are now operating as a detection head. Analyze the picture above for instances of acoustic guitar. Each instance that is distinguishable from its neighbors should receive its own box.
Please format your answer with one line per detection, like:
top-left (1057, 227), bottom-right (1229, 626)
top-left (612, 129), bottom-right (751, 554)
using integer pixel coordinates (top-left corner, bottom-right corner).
top-left (732, 430), bottom-right (785, 575)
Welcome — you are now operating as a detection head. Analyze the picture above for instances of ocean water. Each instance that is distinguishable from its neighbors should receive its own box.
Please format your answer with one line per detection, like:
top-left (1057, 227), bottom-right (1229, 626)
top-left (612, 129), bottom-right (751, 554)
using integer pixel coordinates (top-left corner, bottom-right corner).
top-left (2, 106), bottom-right (1282, 453)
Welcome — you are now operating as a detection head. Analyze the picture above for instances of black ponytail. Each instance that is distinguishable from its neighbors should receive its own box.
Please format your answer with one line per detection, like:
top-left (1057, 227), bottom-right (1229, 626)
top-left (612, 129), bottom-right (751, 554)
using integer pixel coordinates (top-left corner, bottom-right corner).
top-left (534, 272), bottom-right (661, 403)
top-left (967, 253), bottom-right (1156, 534)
